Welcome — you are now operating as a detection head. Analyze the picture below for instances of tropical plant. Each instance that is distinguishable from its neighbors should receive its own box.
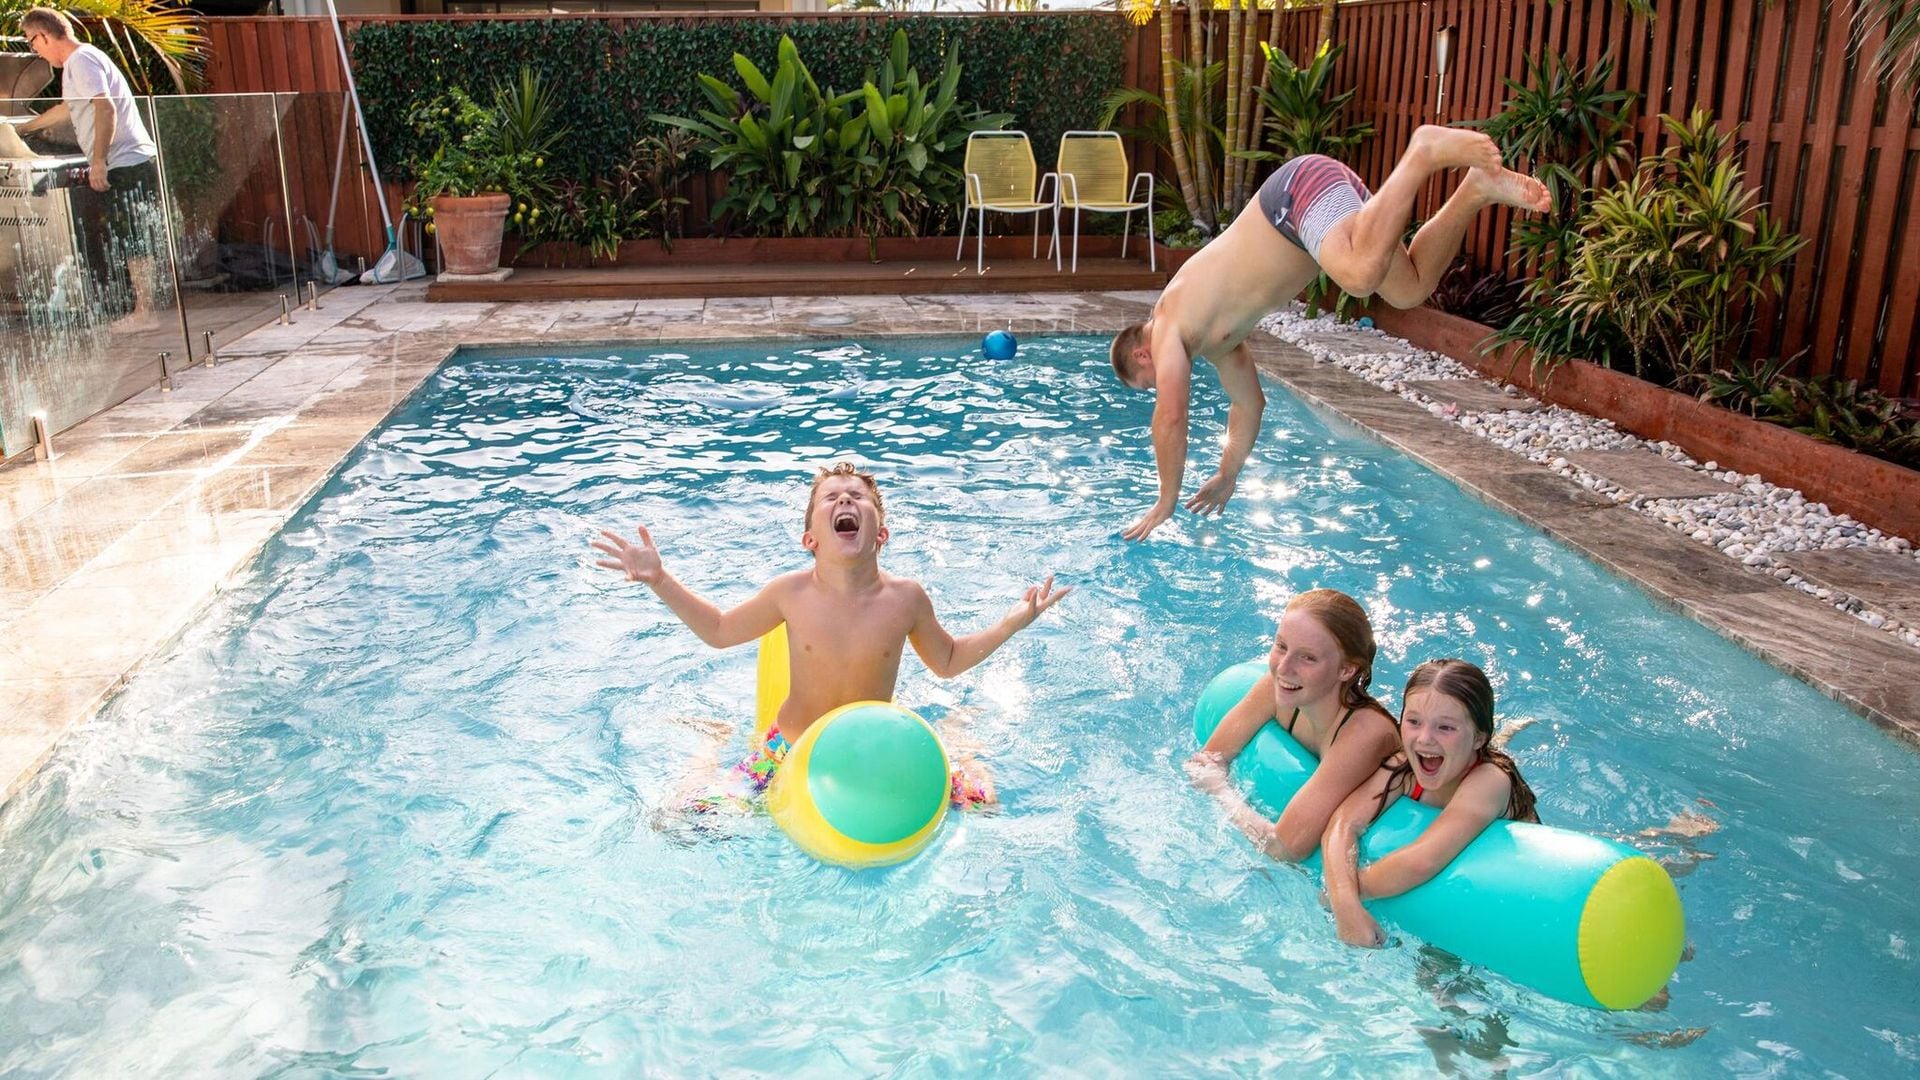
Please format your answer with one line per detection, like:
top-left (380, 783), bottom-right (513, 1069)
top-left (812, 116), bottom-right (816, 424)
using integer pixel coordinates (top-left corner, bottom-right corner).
top-left (1246, 40), bottom-right (1372, 162)
top-left (656, 31), bottom-right (1009, 252)
top-left (403, 68), bottom-right (562, 217)
top-left (1429, 257), bottom-right (1525, 328)
top-left (1852, 0), bottom-right (1920, 97)
top-left (621, 130), bottom-right (694, 251)
top-left (1478, 50), bottom-right (1639, 376)
top-left (522, 178), bottom-right (644, 266)
top-left (1554, 110), bottom-right (1807, 386)
top-left (1472, 50), bottom-right (1636, 283)
top-left (1115, 0), bottom-right (1307, 237)
top-left (1707, 358), bottom-right (1920, 468)
top-left (0, 0), bottom-right (207, 94)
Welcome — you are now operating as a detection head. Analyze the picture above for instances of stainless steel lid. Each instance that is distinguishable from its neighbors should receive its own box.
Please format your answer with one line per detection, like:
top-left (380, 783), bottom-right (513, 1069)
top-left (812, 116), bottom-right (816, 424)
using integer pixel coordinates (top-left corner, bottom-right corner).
top-left (0, 45), bottom-right (56, 112)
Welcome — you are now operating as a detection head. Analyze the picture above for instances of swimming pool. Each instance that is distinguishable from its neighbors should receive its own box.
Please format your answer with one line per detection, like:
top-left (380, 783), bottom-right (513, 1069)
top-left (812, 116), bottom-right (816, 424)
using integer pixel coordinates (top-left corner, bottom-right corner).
top-left (0, 335), bottom-right (1915, 1075)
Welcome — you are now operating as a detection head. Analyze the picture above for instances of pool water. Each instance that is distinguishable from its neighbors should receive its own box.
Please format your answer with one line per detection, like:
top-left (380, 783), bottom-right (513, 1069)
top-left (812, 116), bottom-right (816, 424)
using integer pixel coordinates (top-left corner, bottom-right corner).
top-left (1, 336), bottom-right (1916, 1076)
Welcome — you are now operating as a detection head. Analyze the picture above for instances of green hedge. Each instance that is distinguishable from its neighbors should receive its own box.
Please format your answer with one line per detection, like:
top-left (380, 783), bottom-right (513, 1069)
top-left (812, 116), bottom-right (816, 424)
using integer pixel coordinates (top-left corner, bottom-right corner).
top-left (349, 14), bottom-right (1130, 191)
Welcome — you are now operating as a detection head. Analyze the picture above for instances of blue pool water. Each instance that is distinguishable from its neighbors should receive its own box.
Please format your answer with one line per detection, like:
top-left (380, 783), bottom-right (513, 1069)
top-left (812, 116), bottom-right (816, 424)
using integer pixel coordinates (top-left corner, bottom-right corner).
top-left (2, 336), bottom-right (1917, 1075)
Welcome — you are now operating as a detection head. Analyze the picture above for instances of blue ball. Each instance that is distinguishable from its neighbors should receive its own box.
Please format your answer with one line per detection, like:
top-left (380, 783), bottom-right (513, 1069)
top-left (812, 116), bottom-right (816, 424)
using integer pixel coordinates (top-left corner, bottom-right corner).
top-left (1357, 316), bottom-right (1376, 329)
top-left (982, 330), bottom-right (1018, 360)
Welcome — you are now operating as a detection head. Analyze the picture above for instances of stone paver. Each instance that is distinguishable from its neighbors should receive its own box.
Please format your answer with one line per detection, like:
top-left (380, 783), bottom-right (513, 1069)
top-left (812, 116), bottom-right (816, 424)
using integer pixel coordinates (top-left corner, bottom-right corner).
top-left (1404, 378), bottom-right (1545, 413)
top-left (1567, 448), bottom-right (1741, 498)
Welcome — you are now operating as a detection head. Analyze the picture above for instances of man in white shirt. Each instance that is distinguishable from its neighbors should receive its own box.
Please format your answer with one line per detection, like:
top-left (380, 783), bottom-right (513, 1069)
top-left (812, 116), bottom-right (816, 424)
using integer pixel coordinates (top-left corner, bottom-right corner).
top-left (17, 6), bottom-right (164, 326)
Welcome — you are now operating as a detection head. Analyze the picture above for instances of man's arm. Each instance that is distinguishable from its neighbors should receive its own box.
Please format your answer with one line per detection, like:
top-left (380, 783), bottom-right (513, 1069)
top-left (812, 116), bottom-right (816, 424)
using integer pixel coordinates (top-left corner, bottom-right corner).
top-left (1122, 326), bottom-right (1193, 541)
top-left (88, 96), bottom-right (115, 183)
top-left (1184, 343), bottom-right (1265, 516)
top-left (16, 101), bottom-right (69, 136)
top-left (907, 576), bottom-right (1071, 678)
top-left (592, 524), bottom-right (785, 648)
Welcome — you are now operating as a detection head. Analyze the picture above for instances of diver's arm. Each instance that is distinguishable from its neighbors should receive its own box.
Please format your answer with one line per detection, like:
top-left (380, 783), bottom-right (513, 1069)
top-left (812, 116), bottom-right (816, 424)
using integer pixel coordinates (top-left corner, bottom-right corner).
top-left (1186, 344), bottom-right (1265, 515)
top-left (1122, 327), bottom-right (1193, 541)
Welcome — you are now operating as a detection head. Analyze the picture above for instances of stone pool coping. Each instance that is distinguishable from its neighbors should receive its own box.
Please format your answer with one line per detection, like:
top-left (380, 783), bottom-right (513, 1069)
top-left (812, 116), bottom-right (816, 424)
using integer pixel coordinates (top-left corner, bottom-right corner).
top-left (2, 285), bottom-right (1914, 807)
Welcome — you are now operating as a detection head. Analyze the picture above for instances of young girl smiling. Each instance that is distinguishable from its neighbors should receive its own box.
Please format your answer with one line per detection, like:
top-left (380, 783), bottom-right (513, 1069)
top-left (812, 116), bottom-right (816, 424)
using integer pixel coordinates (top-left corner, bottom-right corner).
top-left (1320, 658), bottom-right (1539, 947)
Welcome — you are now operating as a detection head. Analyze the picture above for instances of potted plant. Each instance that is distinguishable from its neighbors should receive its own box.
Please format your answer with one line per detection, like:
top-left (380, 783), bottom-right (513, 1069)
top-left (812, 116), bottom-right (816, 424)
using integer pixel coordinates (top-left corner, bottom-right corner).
top-left (405, 68), bottom-right (561, 277)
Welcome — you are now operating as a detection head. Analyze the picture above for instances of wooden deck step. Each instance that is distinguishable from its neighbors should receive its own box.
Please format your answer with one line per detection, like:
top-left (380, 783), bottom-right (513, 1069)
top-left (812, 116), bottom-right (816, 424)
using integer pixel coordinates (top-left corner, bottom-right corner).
top-left (426, 256), bottom-right (1168, 302)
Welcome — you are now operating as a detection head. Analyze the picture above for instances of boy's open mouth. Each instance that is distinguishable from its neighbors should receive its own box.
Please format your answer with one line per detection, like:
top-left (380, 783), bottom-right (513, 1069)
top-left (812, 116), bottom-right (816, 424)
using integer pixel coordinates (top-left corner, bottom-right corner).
top-left (833, 511), bottom-right (859, 537)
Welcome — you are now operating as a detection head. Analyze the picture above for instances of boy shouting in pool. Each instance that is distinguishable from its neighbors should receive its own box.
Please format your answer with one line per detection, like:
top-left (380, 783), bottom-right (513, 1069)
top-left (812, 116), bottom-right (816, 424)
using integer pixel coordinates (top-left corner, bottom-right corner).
top-left (592, 462), bottom-right (1071, 808)
top-left (1109, 126), bottom-right (1551, 540)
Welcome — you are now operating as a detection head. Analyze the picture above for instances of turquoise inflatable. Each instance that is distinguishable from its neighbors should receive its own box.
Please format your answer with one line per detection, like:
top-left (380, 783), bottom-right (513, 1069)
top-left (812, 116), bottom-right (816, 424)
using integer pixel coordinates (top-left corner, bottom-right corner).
top-left (1195, 661), bottom-right (1684, 1010)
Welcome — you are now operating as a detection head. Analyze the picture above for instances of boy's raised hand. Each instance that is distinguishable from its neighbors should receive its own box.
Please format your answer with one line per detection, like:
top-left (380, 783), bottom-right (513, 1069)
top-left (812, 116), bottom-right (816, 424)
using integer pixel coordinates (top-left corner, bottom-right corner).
top-left (592, 525), bottom-right (665, 585)
top-left (1007, 574), bottom-right (1072, 630)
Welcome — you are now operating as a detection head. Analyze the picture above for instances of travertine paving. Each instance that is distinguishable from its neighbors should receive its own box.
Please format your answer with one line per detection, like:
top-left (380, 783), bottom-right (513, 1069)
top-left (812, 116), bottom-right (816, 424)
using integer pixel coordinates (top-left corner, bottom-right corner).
top-left (1, 284), bottom-right (1914, 805)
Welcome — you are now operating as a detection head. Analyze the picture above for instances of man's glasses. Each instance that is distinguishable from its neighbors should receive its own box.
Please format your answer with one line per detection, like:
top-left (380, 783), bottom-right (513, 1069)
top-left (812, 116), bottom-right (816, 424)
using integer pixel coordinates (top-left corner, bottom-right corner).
top-left (25, 32), bottom-right (47, 47)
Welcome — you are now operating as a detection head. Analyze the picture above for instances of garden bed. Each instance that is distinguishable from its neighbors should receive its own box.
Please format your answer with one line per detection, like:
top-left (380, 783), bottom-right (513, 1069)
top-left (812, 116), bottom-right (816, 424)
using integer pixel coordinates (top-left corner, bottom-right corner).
top-left (1365, 304), bottom-right (1920, 541)
top-left (507, 234), bottom-right (1158, 269)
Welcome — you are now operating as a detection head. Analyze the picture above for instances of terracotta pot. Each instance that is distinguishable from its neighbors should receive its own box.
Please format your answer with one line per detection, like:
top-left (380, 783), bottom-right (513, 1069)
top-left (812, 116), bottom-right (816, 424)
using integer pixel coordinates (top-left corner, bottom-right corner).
top-left (431, 193), bottom-right (511, 275)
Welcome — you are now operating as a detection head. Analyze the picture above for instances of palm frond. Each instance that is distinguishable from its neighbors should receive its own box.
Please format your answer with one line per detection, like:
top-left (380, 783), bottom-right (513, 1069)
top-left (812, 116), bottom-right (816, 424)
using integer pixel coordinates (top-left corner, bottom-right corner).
top-left (0, 0), bottom-right (208, 94)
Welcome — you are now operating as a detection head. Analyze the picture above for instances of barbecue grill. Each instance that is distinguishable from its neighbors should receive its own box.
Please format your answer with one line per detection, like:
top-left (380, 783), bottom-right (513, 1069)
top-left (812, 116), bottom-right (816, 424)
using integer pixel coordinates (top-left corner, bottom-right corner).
top-left (2, 46), bottom-right (101, 314)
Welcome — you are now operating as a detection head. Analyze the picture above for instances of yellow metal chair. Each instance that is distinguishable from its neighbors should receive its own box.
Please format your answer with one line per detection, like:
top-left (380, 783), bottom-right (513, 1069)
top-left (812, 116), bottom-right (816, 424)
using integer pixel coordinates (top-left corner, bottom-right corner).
top-left (958, 130), bottom-right (1061, 274)
top-left (1053, 130), bottom-right (1156, 273)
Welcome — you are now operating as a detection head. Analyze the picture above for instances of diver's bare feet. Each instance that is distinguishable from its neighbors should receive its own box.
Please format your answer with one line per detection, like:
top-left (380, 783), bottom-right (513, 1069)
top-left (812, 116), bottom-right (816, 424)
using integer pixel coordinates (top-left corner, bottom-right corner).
top-left (1409, 124), bottom-right (1503, 172)
top-left (1489, 715), bottom-right (1539, 752)
top-left (1462, 166), bottom-right (1552, 213)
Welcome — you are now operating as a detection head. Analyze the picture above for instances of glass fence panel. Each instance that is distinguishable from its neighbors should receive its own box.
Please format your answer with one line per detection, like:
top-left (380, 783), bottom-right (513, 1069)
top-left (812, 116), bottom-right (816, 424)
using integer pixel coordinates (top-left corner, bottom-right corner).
top-left (277, 90), bottom-right (380, 296)
top-left (1, 94), bottom-right (188, 459)
top-left (151, 92), bottom-right (301, 370)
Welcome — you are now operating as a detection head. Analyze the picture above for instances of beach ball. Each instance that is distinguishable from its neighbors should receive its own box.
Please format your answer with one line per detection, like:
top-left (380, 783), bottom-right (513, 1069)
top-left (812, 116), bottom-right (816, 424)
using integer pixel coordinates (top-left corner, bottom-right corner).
top-left (982, 330), bottom-right (1019, 360)
top-left (1357, 316), bottom-right (1376, 329)
top-left (766, 701), bottom-right (952, 868)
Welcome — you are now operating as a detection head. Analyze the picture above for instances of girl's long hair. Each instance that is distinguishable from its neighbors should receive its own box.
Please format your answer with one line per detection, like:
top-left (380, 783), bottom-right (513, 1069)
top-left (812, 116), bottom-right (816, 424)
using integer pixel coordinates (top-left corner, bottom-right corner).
top-left (1285, 589), bottom-right (1393, 722)
top-left (1376, 658), bottom-right (1538, 824)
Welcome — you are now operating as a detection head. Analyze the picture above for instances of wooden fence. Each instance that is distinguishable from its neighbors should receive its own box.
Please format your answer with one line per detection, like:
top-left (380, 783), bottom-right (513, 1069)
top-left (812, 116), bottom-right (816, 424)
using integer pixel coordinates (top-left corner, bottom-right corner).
top-left (197, 5), bottom-right (1919, 395)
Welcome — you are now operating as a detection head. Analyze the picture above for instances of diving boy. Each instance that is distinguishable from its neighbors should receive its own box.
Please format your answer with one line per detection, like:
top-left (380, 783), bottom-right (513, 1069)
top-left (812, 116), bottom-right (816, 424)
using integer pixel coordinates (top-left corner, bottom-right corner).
top-left (1109, 126), bottom-right (1551, 540)
top-left (591, 463), bottom-right (1071, 800)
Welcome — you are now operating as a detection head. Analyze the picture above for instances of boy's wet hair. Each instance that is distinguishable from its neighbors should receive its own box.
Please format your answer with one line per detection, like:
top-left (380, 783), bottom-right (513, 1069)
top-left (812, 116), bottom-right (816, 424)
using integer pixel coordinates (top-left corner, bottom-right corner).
top-left (805, 462), bottom-right (886, 533)
top-left (1110, 322), bottom-right (1149, 387)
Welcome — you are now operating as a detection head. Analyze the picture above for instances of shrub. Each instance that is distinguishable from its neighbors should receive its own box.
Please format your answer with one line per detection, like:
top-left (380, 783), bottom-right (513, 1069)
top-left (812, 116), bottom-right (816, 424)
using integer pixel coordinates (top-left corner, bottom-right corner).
top-left (350, 14), bottom-right (1128, 195)
top-left (1247, 41), bottom-right (1373, 163)
top-left (1556, 110), bottom-right (1806, 387)
top-left (655, 30), bottom-right (1009, 249)
top-left (403, 67), bottom-right (561, 214)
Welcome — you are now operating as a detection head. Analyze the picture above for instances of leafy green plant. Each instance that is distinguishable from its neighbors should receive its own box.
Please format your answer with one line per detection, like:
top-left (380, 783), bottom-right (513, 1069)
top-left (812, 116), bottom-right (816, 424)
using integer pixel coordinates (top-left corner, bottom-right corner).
top-left (1707, 359), bottom-right (1920, 468)
top-left (1, 0), bottom-right (207, 94)
top-left (1476, 50), bottom-right (1640, 376)
top-left (521, 179), bottom-right (643, 266)
top-left (1555, 110), bottom-right (1806, 386)
top-left (1429, 257), bottom-right (1525, 329)
top-left (1245, 41), bottom-right (1374, 163)
top-left (656, 30), bottom-right (1008, 251)
top-left (403, 68), bottom-right (562, 218)
top-left (352, 15), bottom-right (1126, 208)
top-left (622, 130), bottom-right (694, 251)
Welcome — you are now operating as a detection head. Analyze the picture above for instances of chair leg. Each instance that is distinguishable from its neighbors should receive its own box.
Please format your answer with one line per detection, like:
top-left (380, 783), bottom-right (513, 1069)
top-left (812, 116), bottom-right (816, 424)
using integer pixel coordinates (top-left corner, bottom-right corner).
top-left (1031, 213), bottom-right (1040, 261)
top-left (956, 207), bottom-right (969, 262)
top-left (977, 211), bottom-right (986, 275)
top-left (1121, 211), bottom-right (1131, 260)
top-left (1052, 204), bottom-right (1062, 271)
top-left (1147, 208), bottom-right (1157, 273)
top-left (1071, 208), bottom-right (1082, 274)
